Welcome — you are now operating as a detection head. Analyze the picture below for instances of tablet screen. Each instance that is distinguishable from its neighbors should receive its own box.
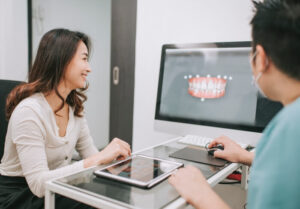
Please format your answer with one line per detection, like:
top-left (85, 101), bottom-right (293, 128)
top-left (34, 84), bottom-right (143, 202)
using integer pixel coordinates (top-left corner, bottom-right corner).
top-left (97, 155), bottom-right (182, 184)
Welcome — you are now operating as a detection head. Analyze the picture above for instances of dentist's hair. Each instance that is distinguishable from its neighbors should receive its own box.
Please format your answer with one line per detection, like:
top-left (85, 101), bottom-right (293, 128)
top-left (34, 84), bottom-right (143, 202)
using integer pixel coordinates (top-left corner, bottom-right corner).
top-left (251, 0), bottom-right (300, 80)
top-left (6, 28), bottom-right (91, 119)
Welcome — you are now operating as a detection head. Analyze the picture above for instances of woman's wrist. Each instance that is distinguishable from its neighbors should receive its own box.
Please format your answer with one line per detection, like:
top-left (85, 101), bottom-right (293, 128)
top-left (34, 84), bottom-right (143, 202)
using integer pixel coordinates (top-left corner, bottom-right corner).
top-left (84, 154), bottom-right (101, 168)
top-left (83, 158), bottom-right (93, 168)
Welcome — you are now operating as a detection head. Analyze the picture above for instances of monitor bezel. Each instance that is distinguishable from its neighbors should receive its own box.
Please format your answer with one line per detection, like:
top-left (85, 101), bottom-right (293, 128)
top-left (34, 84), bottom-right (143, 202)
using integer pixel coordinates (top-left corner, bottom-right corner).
top-left (154, 41), bottom-right (267, 133)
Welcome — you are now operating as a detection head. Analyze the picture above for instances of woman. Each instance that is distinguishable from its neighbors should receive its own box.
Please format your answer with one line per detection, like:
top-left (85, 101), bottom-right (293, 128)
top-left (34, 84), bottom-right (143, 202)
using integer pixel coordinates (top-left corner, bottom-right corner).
top-left (169, 0), bottom-right (300, 208)
top-left (0, 28), bottom-right (131, 209)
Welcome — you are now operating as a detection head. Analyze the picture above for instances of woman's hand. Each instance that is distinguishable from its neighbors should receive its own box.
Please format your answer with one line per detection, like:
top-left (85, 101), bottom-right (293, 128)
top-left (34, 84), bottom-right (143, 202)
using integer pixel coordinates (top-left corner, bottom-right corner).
top-left (208, 135), bottom-right (253, 166)
top-left (168, 166), bottom-right (230, 209)
top-left (84, 138), bottom-right (131, 168)
top-left (98, 138), bottom-right (131, 164)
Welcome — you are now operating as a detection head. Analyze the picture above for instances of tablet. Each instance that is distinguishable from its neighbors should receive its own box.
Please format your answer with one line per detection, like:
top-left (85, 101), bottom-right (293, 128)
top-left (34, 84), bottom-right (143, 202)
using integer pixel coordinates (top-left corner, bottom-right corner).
top-left (93, 155), bottom-right (183, 189)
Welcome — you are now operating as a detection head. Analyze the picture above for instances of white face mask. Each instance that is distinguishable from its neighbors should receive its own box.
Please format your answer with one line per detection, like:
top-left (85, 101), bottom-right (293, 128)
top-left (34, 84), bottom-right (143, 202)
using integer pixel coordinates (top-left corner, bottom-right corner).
top-left (250, 51), bottom-right (267, 98)
top-left (252, 72), bottom-right (266, 97)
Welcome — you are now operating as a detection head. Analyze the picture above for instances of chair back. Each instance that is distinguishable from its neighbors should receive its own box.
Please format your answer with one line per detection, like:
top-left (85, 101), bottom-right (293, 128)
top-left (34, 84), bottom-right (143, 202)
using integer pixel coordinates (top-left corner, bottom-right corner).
top-left (0, 79), bottom-right (23, 160)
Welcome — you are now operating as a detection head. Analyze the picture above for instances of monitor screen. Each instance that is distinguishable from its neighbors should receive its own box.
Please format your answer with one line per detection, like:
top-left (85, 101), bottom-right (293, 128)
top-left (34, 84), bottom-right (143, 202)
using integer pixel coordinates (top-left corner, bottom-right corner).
top-left (155, 42), bottom-right (282, 133)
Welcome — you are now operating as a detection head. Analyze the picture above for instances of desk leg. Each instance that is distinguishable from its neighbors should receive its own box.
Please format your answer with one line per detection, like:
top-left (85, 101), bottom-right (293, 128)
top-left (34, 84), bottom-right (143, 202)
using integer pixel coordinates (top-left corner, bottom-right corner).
top-left (241, 165), bottom-right (249, 190)
top-left (45, 189), bottom-right (55, 209)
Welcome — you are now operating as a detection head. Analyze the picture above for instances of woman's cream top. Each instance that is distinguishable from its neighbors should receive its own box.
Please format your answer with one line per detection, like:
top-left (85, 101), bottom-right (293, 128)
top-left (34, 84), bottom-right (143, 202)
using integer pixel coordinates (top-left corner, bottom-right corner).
top-left (0, 93), bottom-right (98, 197)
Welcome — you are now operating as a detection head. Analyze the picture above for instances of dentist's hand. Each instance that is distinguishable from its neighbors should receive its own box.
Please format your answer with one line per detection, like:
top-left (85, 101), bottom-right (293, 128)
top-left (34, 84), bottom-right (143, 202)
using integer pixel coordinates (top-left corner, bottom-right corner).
top-left (169, 166), bottom-right (209, 206)
top-left (169, 166), bottom-right (230, 209)
top-left (208, 135), bottom-right (253, 166)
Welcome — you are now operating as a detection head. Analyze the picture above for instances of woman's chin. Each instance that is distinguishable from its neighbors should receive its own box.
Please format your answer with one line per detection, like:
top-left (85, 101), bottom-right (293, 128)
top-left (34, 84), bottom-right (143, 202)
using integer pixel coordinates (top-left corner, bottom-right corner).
top-left (71, 84), bottom-right (85, 90)
top-left (79, 82), bottom-right (87, 89)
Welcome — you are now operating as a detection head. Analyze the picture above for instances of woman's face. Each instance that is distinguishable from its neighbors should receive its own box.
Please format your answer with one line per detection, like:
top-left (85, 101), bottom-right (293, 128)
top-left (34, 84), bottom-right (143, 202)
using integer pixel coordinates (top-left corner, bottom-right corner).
top-left (63, 41), bottom-right (91, 90)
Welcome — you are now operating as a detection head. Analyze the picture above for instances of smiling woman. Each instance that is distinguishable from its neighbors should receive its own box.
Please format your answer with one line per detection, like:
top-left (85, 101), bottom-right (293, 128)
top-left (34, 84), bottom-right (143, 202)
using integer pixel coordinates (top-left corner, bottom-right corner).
top-left (64, 41), bottom-right (91, 91)
top-left (0, 28), bottom-right (131, 209)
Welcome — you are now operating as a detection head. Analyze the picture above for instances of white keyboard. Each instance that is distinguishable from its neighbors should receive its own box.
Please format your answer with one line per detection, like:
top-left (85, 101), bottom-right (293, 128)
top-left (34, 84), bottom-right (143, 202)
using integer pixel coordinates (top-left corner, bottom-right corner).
top-left (178, 135), bottom-right (248, 149)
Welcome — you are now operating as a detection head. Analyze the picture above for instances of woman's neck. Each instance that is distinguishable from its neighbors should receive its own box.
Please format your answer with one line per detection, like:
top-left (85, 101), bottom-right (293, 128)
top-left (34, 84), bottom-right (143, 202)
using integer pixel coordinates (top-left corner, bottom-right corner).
top-left (44, 84), bottom-right (71, 112)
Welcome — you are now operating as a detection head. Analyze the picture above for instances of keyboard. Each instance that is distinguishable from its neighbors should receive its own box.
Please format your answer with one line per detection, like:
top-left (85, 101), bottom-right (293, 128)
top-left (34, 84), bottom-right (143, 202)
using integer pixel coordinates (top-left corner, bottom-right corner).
top-left (177, 135), bottom-right (248, 149)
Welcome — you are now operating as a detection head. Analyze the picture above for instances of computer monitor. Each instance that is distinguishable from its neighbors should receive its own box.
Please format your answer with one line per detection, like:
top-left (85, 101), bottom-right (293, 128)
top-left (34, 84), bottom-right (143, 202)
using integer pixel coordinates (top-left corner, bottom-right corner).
top-left (154, 42), bottom-right (283, 146)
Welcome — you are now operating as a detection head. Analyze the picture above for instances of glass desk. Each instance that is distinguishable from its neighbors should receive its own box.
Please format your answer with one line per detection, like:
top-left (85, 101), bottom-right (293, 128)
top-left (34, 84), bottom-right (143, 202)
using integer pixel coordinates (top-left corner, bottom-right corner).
top-left (45, 137), bottom-right (242, 209)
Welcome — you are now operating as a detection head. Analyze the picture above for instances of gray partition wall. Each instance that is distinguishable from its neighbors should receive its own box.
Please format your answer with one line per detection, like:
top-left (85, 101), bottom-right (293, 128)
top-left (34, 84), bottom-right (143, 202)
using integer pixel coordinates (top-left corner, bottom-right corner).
top-left (110, 0), bottom-right (137, 146)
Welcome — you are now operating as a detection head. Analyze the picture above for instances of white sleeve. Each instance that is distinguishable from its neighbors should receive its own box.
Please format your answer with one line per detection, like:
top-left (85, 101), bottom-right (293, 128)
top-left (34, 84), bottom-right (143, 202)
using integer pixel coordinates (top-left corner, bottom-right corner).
top-left (75, 117), bottom-right (99, 159)
top-left (11, 106), bottom-right (84, 198)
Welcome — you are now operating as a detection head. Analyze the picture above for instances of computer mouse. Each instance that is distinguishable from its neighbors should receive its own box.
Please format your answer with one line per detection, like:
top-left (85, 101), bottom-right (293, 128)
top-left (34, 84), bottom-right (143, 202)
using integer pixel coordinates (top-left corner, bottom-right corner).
top-left (207, 145), bottom-right (224, 156)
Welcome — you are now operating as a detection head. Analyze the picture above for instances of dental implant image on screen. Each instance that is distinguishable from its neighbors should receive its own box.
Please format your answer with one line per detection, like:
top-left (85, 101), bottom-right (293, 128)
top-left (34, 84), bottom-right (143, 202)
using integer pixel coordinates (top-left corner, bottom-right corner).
top-left (184, 74), bottom-right (232, 102)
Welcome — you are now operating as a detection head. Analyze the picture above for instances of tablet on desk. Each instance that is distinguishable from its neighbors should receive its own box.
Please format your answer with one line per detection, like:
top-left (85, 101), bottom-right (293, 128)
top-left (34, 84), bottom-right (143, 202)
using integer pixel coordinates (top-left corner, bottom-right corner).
top-left (94, 155), bottom-right (183, 189)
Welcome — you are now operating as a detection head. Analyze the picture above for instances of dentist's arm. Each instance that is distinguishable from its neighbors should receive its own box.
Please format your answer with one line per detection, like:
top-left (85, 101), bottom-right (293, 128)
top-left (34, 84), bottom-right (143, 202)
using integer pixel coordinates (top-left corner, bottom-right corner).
top-left (169, 166), bottom-right (230, 209)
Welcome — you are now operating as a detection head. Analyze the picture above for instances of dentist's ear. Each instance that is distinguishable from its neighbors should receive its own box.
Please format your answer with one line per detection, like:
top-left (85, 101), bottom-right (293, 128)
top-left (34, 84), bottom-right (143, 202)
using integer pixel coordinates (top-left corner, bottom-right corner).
top-left (265, 56), bottom-right (269, 68)
top-left (255, 45), bottom-right (270, 73)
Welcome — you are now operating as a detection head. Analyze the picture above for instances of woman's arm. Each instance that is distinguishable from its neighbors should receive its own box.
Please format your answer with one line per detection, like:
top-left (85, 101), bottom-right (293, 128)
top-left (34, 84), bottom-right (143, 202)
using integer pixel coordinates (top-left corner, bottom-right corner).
top-left (75, 118), bottom-right (99, 158)
top-left (12, 107), bottom-right (131, 197)
top-left (83, 138), bottom-right (131, 168)
top-left (76, 117), bottom-right (131, 168)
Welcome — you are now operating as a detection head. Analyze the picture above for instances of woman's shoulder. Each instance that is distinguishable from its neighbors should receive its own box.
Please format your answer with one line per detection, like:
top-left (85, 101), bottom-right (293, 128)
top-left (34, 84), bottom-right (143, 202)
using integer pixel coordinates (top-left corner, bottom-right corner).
top-left (13, 93), bottom-right (49, 116)
top-left (16, 92), bottom-right (44, 107)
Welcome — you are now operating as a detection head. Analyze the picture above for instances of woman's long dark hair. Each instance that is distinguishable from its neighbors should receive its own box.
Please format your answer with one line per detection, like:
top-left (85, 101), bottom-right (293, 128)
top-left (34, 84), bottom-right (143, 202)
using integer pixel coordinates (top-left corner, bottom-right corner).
top-left (6, 28), bottom-right (91, 119)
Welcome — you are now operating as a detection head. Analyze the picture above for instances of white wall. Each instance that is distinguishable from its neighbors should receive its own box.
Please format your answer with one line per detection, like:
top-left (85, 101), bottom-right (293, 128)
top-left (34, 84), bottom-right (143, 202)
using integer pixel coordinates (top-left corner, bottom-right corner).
top-left (31, 0), bottom-right (111, 148)
top-left (133, 0), bottom-right (253, 151)
top-left (0, 0), bottom-right (28, 81)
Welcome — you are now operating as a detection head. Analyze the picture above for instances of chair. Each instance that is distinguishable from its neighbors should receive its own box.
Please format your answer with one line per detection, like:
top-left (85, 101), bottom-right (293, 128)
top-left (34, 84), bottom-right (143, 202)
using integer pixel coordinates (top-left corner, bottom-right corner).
top-left (0, 79), bottom-right (23, 160)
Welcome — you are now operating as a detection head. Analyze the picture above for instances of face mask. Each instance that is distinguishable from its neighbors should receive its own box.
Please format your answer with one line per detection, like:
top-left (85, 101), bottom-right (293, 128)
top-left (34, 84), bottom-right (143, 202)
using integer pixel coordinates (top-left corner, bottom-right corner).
top-left (252, 72), bottom-right (266, 97)
top-left (250, 51), bottom-right (267, 98)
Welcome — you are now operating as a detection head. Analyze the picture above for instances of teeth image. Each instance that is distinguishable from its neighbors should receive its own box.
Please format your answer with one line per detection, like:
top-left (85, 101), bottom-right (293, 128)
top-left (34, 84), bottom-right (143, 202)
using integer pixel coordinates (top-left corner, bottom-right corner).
top-left (201, 81), bottom-right (207, 91)
top-left (212, 90), bottom-right (217, 97)
top-left (223, 75), bottom-right (227, 80)
top-left (217, 75), bottom-right (221, 79)
top-left (184, 75), bottom-right (188, 79)
top-left (196, 74), bottom-right (200, 78)
top-left (206, 74), bottom-right (211, 78)
top-left (223, 83), bottom-right (227, 89)
top-left (188, 75), bottom-right (192, 79)
top-left (229, 76), bottom-right (232, 80)
top-left (208, 80), bottom-right (214, 90)
top-left (216, 81), bottom-right (221, 90)
top-left (193, 81), bottom-right (197, 89)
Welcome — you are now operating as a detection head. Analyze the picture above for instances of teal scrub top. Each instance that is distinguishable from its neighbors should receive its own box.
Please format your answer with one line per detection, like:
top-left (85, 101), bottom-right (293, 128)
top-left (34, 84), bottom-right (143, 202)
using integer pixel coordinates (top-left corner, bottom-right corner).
top-left (248, 97), bottom-right (300, 209)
